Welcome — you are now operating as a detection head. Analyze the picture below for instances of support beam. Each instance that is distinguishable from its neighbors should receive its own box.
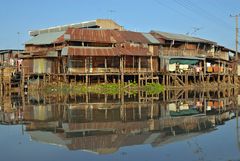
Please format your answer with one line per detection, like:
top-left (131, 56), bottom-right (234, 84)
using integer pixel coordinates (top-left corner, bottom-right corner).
top-left (120, 57), bottom-right (124, 84)
top-left (104, 57), bottom-right (107, 84)
top-left (138, 57), bottom-right (141, 87)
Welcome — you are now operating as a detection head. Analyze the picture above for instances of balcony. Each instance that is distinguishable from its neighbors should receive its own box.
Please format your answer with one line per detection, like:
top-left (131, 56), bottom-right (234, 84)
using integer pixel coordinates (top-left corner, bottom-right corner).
top-left (160, 49), bottom-right (208, 57)
top-left (160, 49), bottom-right (229, 61)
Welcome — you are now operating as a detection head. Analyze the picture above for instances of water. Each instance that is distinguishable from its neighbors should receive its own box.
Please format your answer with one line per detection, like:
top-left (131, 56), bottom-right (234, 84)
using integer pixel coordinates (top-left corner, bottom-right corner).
top-left (0, 89), bottom-right (240, 161)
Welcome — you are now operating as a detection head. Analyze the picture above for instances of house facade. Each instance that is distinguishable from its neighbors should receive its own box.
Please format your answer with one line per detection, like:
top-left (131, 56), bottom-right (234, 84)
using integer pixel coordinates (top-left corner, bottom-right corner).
top-left (18, 19), bottom-right (237, 86)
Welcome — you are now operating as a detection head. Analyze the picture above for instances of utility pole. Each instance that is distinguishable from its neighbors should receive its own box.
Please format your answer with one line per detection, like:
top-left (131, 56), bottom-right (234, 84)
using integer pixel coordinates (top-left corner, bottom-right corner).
top-left (230, 14), bottom-right (240, 61)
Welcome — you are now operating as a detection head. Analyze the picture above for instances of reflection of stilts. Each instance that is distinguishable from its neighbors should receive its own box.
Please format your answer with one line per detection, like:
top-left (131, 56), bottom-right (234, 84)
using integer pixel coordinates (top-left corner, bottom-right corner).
top-left (236, 107), bottom-right (240, 150)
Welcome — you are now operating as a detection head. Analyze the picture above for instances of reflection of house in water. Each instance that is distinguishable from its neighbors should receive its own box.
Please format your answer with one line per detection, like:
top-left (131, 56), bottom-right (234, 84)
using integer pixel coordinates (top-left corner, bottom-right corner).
top-left (162, 89), bottom-right (237, 117)
top-left (0, 92), bottom-right (23, 124)
top-left (15, 90), bottom-right (236, 154)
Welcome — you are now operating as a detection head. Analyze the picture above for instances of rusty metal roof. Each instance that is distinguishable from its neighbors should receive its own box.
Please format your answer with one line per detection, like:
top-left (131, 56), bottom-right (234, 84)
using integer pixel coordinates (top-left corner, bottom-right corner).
top-left (62, 46), bottom-right (152, 57)
top-left (115, 30), bottom-right (151, 43)
top-left (65, 47), bottom-right (119, 57)
top-left (151, 30), bottom-right (217, 44)
top-left (62, 28), bottom-right (117, 43)
top-left (56, 28), bottom-right (155, 44)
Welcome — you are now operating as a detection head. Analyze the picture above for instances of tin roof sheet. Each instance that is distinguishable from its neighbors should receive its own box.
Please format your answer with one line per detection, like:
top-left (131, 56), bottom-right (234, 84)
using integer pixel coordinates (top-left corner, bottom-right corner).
top-left (29, 20), bottom-right (97, 36)
top-left (117, 31), bottom-right (150, 43)
top-left (151, 30), bottom-right (216, 44)
top-left (63, 28), bottom-right (117, 43)
top-left (63, 46), bottom-right (152, 57)
top-left (141, 33), bottom-right (160, 44)
top-left (25, 31), bottom-right (65, 45)
top-left (56, 28), bottom-right (153, 44)
top-left (0, 49), bottom-right (23, 54)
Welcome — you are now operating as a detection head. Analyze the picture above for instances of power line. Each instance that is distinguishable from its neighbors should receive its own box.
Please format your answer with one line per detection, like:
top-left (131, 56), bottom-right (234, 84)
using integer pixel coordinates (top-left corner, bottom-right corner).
top-left (153, 0), bottom-right (196, 22)
top-left (186, 27), bottom-right (202, 35)
top-left (172, 0), bottom-right (233, 29)
top-left (230, 14), bottom-right (240, 60)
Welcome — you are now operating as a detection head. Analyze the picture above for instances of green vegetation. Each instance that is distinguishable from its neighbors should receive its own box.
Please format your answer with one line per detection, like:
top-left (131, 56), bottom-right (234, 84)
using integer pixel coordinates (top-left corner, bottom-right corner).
top-left (88, 83), bottom-right (120, 94)
top-left (143, 83), bottom-right (165, 94)
top-left (40, 82), bottom-right (164, 95)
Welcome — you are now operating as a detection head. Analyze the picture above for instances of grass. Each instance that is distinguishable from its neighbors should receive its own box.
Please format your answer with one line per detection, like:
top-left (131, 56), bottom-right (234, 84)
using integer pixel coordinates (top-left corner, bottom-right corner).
top-left (40, 82), bottom-right (164, 95)
top-left (143, 83), bottom-right (165, 94)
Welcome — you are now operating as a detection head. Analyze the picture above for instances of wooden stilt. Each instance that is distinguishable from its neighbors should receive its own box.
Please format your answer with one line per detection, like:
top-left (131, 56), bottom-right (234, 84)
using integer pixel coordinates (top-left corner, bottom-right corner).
top-left (104, 74), bottom-right (107, 84)
top-left (138, 57), bottom-right (141, 87)
top-left (228, 75), bottom-right (231, 85)
top-left (162, 75), bottom-right (165, 86)
top-left (185, 73), bottom-right (188, 86)
top-left (166, 74), bottom-right (169, 87)
top-left (86, 75), bottom-right (88, 86)
top-left (120, 57), bottom-right (124, 84)
top-left (97, 76), bottom-right (100, 83)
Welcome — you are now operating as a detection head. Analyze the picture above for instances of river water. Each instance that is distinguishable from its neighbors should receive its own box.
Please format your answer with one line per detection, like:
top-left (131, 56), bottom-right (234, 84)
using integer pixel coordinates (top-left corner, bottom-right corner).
top-left (0, 89), bottom-right (240, 161)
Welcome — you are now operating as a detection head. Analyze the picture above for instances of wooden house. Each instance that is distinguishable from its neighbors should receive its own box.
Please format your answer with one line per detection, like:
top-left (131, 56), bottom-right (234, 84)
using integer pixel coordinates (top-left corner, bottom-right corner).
top-left (149, 31), bottom-right (236, 86)
top-left (0, 49), bottom-right (23, 67)
top-left (18, 19), bottom-right (237, 87)
top-left (21, 19), bottom-right (160, 84)
top-left (151, 31), bottom-right (218, 73)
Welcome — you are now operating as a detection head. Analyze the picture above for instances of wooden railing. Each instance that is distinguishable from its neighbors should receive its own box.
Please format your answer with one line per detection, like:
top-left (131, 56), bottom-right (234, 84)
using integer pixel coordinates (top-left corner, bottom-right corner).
top-left (160, 49), bottom-right (208, 57)
top-left (160, 49), bottom-right (229, 61)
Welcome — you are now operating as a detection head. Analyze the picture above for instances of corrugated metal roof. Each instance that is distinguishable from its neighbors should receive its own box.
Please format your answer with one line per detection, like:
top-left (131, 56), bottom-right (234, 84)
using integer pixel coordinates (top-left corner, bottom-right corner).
top-left (29, 20), bottom-right (97, 36)
top-left (66, 46), bottom-right (119, 57)
top-left (56, 28), bottom-right (153, 44)
top-left (25, 31), bottom-right (65, 45)
top-left (29, 19), bottom-right (123, 36)
top-left (141, 33), bottom-right (160, 44)
top-left (62, 46), bottom-right (152, 57)
top-left (0, 50), bottom-right (23, 54)
top-left (61, 28), bottom-right (117, 43)
top-left (117, 31), bottom-right (150, 43)
top-left (151, 30), bottom-right (216, 44)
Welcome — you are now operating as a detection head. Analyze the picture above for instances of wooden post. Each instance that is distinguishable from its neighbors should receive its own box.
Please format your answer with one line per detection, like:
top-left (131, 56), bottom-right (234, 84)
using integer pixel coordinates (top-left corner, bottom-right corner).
top-left (98, 76), bottom-right (100, 83)
top-left (203, 59), bottom-right (206, 75)
top-left (138, 57), bottom-right (141, 87)
top-left (120, 92), bottom-right (125, 121)
top-left (86, 75), bottom-right (88, 86)
top-left (43, 74), bottom-right (46, 86)
top-left (133, 56), bottom-right (135, 69)
top-left (85, 57), bottom-right (87, 73)
top-left (104, 74), bottom-right (107, 84)
top-left (162, 75), bottom-right (165, 86)
top-left (185, 73), bottom-right (188, 86)
top-left (8, 76), bottom-right (11, 91)
top-left (228, 74), bottom-right (231, 85)
top-left (166, 74), bottom-right (169, 87)
top-left (150, 56), bottom-right (153, 83)
top-left (21, 68), bottom-right (25, 90)
top-left (120, 57), bottom-right (124, 84)
top-left (218, 74), bottom-right (220, 85)
top-left (104, 57), bottom-right (107, 84)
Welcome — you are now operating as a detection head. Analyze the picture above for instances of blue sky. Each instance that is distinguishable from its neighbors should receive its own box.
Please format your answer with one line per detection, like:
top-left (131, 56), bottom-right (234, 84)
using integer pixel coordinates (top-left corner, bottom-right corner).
top-left (0, 0), bottom-right (239, 50)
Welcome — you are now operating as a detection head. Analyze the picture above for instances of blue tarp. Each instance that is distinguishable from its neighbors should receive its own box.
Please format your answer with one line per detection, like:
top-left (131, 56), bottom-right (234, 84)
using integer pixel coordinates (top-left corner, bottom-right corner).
top-left (169, 59), bottom-right (199, 65)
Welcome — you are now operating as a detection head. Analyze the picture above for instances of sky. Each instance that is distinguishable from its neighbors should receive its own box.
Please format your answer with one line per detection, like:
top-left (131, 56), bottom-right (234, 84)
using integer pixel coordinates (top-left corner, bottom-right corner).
top-left (0, 0), bottom-right (239, 50)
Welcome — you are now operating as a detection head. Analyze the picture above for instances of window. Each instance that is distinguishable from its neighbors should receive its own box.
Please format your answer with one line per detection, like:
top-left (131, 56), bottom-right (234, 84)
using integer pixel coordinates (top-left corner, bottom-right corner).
top-left (107, 57), bottom-right (119, 68)
top-left (69, 58), bottom-right (85, 68)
